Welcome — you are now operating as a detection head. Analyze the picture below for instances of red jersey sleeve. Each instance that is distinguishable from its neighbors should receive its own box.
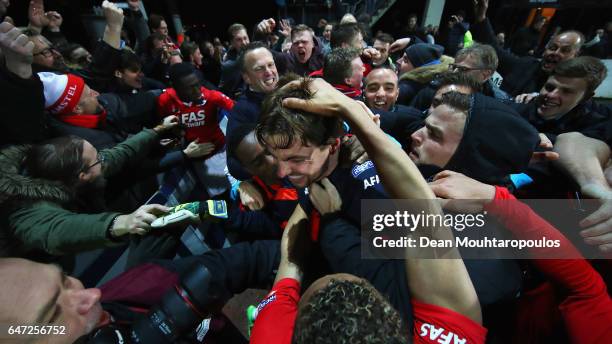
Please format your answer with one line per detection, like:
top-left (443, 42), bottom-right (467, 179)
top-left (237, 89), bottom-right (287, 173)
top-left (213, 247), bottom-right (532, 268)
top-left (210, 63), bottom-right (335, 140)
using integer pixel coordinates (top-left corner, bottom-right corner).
top-left (157, 91), bottom-right (173, 118)
top-left (250, 278), bottom-right (300, 344)
top-left (412, 300), bottom-right (487, 344)
top-left (486, 186), bottom-right (612, 344)
top-left (208, 89), bottom-right (235, 111)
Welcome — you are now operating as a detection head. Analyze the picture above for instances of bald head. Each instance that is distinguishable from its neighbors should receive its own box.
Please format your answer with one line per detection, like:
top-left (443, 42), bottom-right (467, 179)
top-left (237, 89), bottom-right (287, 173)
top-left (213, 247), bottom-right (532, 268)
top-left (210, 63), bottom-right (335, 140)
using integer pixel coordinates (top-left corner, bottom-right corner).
top-left (541, 30), bottom-right (584, 73)
top-left (364, 67), bottom-right (399, 111)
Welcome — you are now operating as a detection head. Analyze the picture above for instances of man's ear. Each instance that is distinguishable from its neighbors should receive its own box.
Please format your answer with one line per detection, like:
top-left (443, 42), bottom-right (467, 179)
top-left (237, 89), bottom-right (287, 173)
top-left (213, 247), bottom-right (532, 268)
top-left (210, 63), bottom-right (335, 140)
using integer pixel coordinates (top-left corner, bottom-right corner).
top-left (73, 104), bottom-right (84, 114)
top-left (482, 69), bottom-right (494, 81)
top-left (78, 171), bottom-right (88, 183)
top-left (242, 72), bottom-right (251, 85)
top-left (114, 70), bottom-right (122, 79)
top-left (329, 137), bottom-right (341, 154)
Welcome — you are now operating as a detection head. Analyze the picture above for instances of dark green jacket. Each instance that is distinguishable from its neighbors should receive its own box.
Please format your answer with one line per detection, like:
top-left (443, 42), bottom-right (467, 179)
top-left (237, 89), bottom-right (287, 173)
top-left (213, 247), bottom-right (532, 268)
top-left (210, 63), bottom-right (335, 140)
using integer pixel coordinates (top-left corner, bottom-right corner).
top-left (0, 129), bottom-right (159, 257)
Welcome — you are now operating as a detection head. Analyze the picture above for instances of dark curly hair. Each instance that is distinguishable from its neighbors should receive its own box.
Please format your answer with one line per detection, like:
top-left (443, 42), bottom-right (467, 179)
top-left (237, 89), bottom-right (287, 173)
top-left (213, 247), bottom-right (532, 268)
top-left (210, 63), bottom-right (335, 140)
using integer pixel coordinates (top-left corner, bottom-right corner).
top-left (256, 75), bottom-right (343, 150)
top-left (292, 278), bottom-right (408, 344)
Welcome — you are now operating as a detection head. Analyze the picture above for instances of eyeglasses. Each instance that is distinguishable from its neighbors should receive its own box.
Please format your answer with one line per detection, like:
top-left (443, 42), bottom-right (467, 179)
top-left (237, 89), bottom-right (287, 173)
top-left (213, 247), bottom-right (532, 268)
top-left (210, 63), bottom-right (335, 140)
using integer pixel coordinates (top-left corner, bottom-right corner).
top-left (33, 47), bottom-right (57, 58)
top-left (81, 153), bottom-right (105, 173)
top-left (448, 63), bottom-right (488, 73)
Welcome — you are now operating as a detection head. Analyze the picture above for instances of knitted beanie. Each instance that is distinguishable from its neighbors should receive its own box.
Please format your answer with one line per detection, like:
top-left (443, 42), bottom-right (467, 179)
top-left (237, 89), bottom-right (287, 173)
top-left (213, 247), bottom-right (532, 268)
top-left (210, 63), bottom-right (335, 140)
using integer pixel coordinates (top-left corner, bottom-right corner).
top-left (38, 72), bottom-right (85, 115)
top-left (404, 43), bottom-right (444, 68)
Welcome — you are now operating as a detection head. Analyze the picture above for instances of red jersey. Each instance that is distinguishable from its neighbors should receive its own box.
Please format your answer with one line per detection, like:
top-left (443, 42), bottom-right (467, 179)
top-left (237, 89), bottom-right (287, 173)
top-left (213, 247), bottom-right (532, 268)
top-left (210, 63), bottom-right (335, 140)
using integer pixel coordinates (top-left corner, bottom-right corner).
top-left (157, 87), bottom-right (234, 150)
top-left (250, 278), bottom-right (486, 344)
top-left (487, 187), bottom-right (612, 344)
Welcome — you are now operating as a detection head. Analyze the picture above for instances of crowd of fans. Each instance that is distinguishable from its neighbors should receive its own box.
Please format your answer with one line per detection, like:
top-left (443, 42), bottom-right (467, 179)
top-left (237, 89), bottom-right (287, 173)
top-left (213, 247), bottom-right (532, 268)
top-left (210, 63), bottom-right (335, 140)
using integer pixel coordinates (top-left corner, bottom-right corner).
top-left (0, 0), bottom-right (612, 342)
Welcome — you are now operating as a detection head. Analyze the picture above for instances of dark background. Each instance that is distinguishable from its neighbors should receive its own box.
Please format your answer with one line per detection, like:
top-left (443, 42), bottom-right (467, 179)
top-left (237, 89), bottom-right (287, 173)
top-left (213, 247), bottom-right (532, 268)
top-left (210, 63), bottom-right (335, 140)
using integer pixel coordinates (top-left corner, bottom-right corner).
top-left (4, 0), bottom-right (612, 50)
top-left (374, 0), bottom-right (612, 42)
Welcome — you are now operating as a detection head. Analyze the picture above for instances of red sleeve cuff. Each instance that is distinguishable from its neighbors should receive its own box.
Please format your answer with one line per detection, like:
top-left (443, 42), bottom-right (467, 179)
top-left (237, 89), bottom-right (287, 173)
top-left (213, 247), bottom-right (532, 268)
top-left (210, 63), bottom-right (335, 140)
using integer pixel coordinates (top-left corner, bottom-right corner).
top-left (273, 277), bottom-right (301, 291)
top-left (493, 186), bottom-right (515, 200)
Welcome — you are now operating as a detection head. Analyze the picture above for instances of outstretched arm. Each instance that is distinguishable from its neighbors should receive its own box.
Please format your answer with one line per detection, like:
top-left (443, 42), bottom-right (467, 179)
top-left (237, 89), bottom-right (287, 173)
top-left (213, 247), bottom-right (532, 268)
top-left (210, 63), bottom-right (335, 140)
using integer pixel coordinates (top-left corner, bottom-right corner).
top-left (554, 132), bottom-right (612, 252)
top-left (554, 132), bottom-right (611, 199)
top-left (432, 171), bottom-right (612, 343)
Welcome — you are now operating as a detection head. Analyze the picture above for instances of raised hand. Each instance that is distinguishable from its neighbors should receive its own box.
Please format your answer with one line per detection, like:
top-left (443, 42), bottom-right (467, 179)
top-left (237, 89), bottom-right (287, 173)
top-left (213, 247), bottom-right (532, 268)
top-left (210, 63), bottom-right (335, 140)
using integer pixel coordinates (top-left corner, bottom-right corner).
top-left (0, 22), bottom-right (34, 78)
top-left (28, 0), bottom-right (50, 30)
top-left (281, 78), bottom-right (354, 117)
top-left (361, 47), bottom-right (381, 61)
top-left (127, 0), bottom-right (141, 12)
top-left (278, 19), bottom-right (292, 37)
top-left (46, 11), bottom-right (63, 31)
top-left (473, 0), bottom-right (489, 23)
top-left (256, 18), bottom-right (276, 35)
top-left (389, 37), bottom-right (411, 53)
top-left (102, 0), bottom-right (124, 29)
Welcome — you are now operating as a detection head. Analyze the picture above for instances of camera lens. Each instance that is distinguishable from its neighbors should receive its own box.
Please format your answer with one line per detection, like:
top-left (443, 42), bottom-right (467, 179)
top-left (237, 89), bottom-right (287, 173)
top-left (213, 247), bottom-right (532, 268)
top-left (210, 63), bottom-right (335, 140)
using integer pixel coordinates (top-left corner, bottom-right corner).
top-left (129, 264), bottom-right (213, 343)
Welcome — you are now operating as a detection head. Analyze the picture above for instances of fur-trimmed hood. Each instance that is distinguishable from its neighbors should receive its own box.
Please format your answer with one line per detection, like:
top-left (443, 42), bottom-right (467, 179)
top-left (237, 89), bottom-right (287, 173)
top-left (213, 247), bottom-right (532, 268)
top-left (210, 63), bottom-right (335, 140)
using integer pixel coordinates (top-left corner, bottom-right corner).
top-left (0, 145), bottom-right (73, 206)
top-left (399, 55), bottom-right (454, 84)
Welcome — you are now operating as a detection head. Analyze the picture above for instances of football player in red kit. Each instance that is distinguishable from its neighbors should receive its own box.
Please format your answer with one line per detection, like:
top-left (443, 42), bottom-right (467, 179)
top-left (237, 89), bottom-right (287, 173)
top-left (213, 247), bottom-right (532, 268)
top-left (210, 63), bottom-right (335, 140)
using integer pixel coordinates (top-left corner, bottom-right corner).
top-left (158, 63), bottom-right (236, 197)
top-left (158, 62), bottom-right (235, 156)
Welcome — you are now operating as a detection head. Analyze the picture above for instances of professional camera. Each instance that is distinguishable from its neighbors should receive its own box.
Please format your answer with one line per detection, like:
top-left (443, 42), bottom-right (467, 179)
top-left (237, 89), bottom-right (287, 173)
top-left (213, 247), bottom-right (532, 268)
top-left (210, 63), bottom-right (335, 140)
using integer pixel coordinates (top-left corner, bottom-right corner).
top-left (83, 263), bottom-right (224, 343)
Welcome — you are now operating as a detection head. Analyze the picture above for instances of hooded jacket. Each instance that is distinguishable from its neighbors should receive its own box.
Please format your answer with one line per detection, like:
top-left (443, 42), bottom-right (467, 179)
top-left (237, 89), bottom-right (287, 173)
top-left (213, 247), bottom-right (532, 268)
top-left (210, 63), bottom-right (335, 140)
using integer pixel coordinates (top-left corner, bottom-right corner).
top-left (397, 55), bottom-right (454, 105)
top-left (404, 93), bottom-right (540, 185)
top-left (442, 93), bottom-right (540, 185)
top-left (422, 94), bottom-right (540, 306)
top-left (0, 129), bottom-right (159, 259)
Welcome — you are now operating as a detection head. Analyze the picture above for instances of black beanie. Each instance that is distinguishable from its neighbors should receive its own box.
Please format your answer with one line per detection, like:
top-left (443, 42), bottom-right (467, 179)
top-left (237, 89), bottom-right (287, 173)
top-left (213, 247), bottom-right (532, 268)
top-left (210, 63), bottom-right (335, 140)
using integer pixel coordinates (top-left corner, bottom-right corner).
top-left (169, 62), bottom-right (196, 85)
top-left (404, 43), bottom-right (444, 68)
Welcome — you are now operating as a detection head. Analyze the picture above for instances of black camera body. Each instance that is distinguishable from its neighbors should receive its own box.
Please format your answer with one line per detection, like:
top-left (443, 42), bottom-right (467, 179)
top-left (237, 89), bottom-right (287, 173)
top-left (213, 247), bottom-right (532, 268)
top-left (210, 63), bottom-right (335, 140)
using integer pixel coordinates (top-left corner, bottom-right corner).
top-left (84, 263), bottom-right (218, 344)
